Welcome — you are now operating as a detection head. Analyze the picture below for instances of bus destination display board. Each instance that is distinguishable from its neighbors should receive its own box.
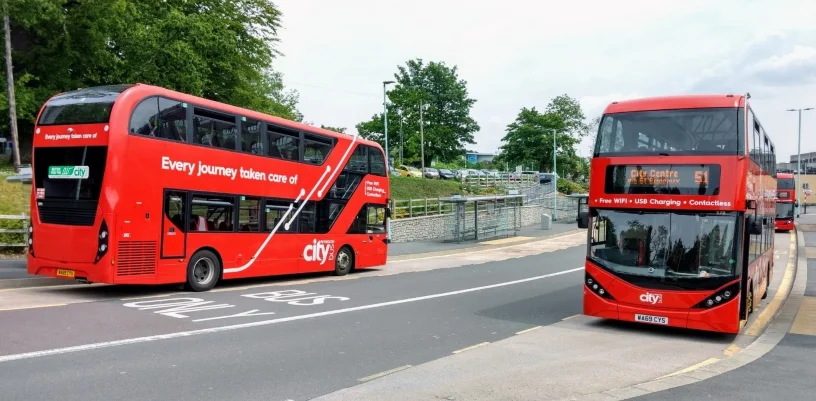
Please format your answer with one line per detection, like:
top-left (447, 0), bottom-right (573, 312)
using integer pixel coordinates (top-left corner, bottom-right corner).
top-left (605, 164), bottom-right (721, 195)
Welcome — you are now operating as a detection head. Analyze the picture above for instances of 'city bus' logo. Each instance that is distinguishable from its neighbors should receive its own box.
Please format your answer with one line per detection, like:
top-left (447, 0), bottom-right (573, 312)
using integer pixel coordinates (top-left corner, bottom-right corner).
top-left (639, 292), bottom-right (663, 304)
top-left (303, 239), bottom-right (335, 265)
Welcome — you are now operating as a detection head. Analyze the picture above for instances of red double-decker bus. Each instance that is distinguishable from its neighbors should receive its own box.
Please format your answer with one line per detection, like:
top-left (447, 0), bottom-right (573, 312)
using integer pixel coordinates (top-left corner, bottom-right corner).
top-left (580, 94), bottom-right (776, 334)
top-left (27, 84), bottom-right (390, 291)
top-left (775, 173), bottom-right (795, 231)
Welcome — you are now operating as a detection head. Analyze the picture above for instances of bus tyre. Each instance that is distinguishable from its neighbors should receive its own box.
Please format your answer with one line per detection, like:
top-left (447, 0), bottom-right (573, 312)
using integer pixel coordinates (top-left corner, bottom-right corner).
top-left (762, 267), bottom-right (770, 299)
top-left (333, 246), bottom-right (354, 276)
top-left (185, 249), bottom-right (221, 292)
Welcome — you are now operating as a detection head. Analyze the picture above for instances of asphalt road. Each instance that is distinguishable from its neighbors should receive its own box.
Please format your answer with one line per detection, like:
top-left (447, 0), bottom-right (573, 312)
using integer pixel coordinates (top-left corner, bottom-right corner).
top-left (0, 229), bottom-right (796, 401)
top-left (0, 241), bottom-right (586, 401)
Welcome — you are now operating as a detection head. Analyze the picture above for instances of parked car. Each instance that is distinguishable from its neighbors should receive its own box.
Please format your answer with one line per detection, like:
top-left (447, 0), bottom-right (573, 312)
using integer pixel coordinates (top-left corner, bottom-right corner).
top-left (399, 165), bottom-right (423, 178)
top-left (437, 168), bottom-right (456, 180)
top-left (422, 167), bottom-right (440, 179)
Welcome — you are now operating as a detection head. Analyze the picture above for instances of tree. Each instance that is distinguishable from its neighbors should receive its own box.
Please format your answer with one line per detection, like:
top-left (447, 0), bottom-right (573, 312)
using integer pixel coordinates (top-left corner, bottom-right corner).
top-left (356, 59), bottom-right (479, 167)
top-left (498, 95), bottom-right (591, 176)
top-left (587, 115), bottom-right (602, 155)
top-left (320, 125), bottom-right (346, 134)
top-left (1, 0), bottom-right (302, 162)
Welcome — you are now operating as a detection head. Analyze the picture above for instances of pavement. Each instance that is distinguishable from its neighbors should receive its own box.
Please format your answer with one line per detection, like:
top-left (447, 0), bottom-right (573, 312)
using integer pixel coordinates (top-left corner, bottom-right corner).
top-left (628, 215), bottom-right (816, 401)
top-left (0, 223), bottom-right (798, 401)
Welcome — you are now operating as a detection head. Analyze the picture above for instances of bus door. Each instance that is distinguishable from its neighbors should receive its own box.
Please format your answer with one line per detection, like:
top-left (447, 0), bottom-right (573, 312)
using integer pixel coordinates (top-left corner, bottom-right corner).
top-left (161, 190), bottom-right (187, 259)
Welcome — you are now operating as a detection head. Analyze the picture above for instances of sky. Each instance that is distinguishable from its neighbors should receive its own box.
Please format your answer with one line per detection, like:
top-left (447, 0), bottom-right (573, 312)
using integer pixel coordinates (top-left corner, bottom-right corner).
top-left (272, 0), bottom-right (816, 162)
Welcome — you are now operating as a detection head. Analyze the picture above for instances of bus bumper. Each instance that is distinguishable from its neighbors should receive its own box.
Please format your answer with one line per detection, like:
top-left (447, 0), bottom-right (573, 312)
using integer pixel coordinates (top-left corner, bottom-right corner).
top-left (27, 253), bottom-right (113, 284)
top-left (584, 288), bottom-right (741, 334)
top-left (775, 219), bottom-right (794, 232)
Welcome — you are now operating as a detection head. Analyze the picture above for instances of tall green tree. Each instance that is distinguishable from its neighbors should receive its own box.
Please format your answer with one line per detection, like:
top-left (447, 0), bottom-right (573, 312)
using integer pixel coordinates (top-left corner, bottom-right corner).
top-left (1, 0), bottom-right (301, 161)
top-left (356, 59), bottom-right (479, 167)
top-left (499, 95), bottom-right (591, 175)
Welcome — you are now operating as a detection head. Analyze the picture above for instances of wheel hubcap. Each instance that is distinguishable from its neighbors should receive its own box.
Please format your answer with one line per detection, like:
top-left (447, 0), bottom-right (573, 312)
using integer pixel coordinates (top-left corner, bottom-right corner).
top-left (337, 251), bottom-right (350, 271)
top-left (193, 258), bottom-right (215, 284)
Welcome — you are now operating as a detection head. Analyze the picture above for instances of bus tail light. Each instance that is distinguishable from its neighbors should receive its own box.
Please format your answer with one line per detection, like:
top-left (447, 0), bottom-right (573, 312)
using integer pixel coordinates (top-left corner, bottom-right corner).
top-left (692, 282), bottom-right (740, 309)
top-left (585, 272), bottom-right (614, 300)
top-left (28, 220), bottom-right (34, 257)
top-left (95, 219), bottom-right (109, 264)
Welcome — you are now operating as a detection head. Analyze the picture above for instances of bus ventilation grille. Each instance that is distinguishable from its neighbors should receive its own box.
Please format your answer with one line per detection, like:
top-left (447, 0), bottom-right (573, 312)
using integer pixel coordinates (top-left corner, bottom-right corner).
top-left (37, 200), bottom-right (97, 226)
top-left (116, 241), bottom-right (157, 276)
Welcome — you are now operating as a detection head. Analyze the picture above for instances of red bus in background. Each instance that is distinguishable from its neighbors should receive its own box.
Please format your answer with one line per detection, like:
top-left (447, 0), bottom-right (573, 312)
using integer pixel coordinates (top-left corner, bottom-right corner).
top-left (581, 94), bottom-right (776, 334)
top-left (775, 173), bottom-right (795, 231)
top-left (27, 84), bottom-right (390, 291)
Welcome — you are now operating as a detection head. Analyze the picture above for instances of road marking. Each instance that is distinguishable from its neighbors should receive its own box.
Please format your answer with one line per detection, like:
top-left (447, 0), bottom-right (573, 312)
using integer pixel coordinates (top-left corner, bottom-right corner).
top-left (723, 344), bottom-right (742, 357)
top-left (515, 326), bottom-right (542, 335)
top-left (656, 357), bottom-right (720, 380)
top-left (561, 314), bottom-right (579, 321)
top-left (0, 266), bottom-right (583, 363)
top-left (358, 365), bottom-right (412, 382)
top-left (453, 342), bottom-right (490, 354)
top-left (0, 303), bottom-right (67, 312)
top-left (744, 231), bottom-right (796, 336)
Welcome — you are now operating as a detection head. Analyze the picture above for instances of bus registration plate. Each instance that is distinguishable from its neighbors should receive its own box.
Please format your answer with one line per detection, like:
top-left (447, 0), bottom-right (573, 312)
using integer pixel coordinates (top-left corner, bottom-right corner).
top-left (56, 269), bottom-right (75, 278)
top-left (635, 314), bottom-right (668, 325)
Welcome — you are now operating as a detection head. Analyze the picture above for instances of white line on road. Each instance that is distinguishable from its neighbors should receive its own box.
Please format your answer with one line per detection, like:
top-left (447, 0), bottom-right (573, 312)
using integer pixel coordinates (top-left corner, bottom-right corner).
top-left (0, 266), bottom-right (583, 364)
top-left (452, 342), bottom-right (490, 354)
top-left (358, 365), bottom-right (413, 382)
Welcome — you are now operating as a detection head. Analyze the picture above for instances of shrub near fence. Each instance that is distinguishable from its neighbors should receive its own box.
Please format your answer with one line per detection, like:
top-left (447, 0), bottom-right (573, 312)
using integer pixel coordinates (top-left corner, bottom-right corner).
top-left (0, 213), bottom-right (28, 250)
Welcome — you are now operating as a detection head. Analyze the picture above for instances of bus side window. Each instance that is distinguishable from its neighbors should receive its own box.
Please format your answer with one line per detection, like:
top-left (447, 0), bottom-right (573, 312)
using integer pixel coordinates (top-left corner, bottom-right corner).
top-left (366, 206), bottom-right (386, 233)
top-left (164, 191), bottom-right (186, 232)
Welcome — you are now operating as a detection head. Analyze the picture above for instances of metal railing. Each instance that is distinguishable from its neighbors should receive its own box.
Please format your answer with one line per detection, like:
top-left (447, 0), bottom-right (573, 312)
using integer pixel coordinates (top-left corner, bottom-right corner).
top-left (0, 213), bottom-right (28, 249)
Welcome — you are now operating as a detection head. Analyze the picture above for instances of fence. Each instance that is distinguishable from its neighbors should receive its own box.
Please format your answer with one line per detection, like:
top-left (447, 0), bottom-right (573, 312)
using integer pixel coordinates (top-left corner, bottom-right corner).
top-left (0, 213), bottom-right (28, 249)
top-left (460, 174), bottom-right (538, 189)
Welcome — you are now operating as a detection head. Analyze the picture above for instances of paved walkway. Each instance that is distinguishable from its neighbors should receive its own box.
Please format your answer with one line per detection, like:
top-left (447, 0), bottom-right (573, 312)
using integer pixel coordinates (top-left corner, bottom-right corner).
top-left (632, 216), bottom-right (816, 401)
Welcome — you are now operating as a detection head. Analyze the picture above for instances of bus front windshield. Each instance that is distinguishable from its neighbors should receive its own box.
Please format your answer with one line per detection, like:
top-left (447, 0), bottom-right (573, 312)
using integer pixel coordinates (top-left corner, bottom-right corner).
top-left (594, 107), bottom-right (742, 157)
top-left (776, 202), bottom-right (794, 219)
top-left (589, 210), bottom-right (739, 279)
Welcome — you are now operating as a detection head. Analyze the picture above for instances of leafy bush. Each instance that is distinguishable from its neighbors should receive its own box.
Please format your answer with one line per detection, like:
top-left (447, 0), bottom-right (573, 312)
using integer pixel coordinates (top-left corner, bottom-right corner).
top-left (557, 178), bottom-right (587, 195)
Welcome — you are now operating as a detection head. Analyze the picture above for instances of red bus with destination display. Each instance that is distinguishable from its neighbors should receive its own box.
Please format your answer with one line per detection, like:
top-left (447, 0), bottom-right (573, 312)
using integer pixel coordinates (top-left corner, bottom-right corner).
top-left (579, 94), bottom-right (776, 334)
top-left (775, 172), bottom-right (795, 231)
top-left (27, 84), bottom-right (390, 291)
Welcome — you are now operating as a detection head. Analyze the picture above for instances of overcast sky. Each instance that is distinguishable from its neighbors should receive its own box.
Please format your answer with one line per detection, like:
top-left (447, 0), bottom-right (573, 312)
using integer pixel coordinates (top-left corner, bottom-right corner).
top-left (273, 0), bottom-right (816, 162)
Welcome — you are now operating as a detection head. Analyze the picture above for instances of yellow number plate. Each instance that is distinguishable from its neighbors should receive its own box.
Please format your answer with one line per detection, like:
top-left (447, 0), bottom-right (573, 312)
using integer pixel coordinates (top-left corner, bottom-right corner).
top-left (56, 269), bottom-right (75, 278)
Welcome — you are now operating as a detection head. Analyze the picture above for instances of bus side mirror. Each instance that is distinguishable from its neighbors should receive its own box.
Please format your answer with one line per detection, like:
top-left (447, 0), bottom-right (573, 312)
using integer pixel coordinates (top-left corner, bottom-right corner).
top-left (576, 198), bottom-right (589, 229)
top-left (747, 214), bottom-right (762, 235)
top-left (577, 212), bottom-right (589, 229)
top-left (385, 207), bottom-right (391, 219)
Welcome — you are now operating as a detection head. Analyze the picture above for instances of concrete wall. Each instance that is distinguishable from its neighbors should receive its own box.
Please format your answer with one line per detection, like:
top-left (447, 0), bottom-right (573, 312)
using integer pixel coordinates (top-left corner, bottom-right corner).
top-left (390, 203), bottom-right (576, 243)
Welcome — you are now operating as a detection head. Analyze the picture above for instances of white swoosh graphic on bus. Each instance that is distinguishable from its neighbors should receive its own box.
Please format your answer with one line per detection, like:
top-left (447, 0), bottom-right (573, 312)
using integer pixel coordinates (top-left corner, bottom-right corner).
top-left (222, 134), bottom-right (359, 274)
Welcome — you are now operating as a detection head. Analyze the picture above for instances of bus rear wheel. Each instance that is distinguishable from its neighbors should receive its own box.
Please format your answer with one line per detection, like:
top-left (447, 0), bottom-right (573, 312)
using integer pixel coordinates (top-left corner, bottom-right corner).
top-left (185, 249), bottom-right (221, 292)
top-left (333, 246), bottom-right (354, 276)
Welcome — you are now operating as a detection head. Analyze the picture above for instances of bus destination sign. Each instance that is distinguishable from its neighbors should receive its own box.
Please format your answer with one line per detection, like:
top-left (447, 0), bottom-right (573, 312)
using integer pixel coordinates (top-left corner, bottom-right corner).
top-left (605, 164), bottom-right (721, 196)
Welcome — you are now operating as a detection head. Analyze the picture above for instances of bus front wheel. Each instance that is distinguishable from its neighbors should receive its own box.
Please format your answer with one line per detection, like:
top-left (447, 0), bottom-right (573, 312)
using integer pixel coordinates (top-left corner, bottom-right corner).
top-left (185, 249), bottom-right (221, 292)
top-left (334, 246), bottom-right (354, 276)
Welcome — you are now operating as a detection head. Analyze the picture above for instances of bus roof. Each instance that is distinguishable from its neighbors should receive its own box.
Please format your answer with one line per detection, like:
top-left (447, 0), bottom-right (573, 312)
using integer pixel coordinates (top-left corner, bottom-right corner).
top-left (40, 83), bottom-right (383, 152)
top-left (603, 94), bottom-right (745, 114)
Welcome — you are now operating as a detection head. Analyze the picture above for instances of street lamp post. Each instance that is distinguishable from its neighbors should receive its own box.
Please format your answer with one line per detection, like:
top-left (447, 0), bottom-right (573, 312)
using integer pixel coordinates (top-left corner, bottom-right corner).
top-left (552, 129), bottom-right (557, 221)
top-left (787, 107), bottom-right (813, 218)
top-left (398, 109), bottom-right (404, 166)
top-left (383, 80), bottom-right (395, 240)
top-left (419, 101), bottom-right (426, 172)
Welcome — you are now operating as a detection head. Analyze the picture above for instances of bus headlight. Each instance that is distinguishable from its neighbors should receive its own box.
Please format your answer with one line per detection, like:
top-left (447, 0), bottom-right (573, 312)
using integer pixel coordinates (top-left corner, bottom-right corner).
top-left (94, 219), bottom-right (109, 264)
top-left (692, 282), bottom-right (740, 309)
top-left (585, 272), bottom-right (615, 300)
